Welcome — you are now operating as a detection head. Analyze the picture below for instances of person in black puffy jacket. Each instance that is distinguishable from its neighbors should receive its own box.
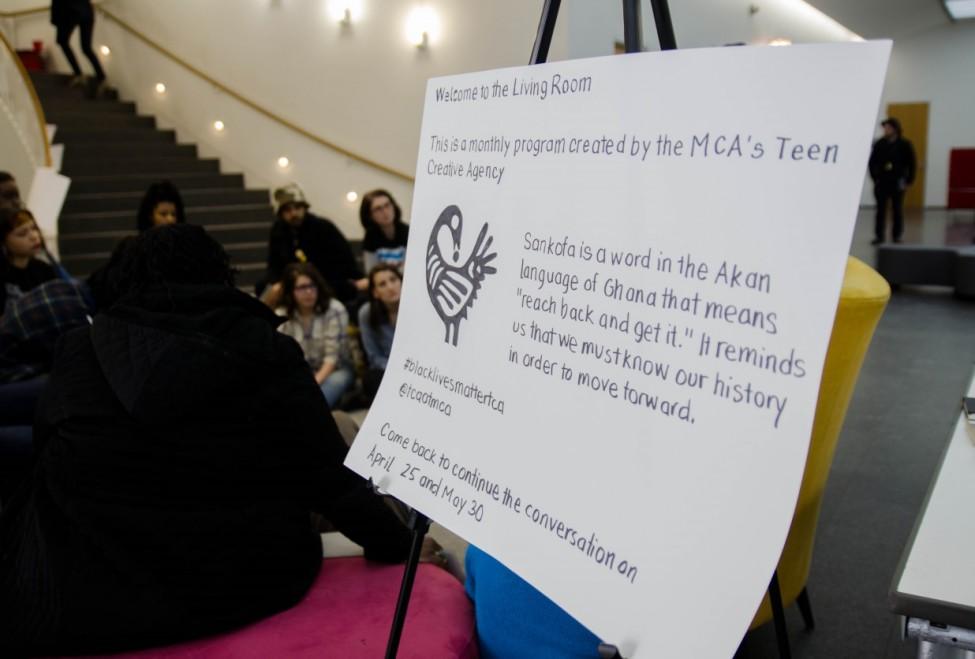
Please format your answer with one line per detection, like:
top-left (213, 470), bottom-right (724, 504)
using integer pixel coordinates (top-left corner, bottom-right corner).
top-left (0, 225), bottom-right (436, 656)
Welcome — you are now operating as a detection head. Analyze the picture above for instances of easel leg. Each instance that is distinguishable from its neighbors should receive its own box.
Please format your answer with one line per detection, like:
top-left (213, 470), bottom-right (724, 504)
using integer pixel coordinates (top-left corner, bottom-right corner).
top-left (598, 642), bottom-right (626, 659)
top-left (768, 570), bottom-right (792, 659)
top-left (384, 509), bottom-right (431, 659)
top-left (796, 587), bottom-right (815, 631)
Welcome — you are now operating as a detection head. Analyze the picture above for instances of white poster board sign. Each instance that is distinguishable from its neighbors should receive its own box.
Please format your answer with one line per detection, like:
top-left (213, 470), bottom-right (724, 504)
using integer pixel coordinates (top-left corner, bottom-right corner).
top-left (346, 42), bottom-right (890, 658)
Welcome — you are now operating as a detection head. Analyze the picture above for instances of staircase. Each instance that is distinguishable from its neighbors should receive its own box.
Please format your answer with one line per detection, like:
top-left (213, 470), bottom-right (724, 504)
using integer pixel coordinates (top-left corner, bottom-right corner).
top-left (30, 72), bottom-right (271, 288)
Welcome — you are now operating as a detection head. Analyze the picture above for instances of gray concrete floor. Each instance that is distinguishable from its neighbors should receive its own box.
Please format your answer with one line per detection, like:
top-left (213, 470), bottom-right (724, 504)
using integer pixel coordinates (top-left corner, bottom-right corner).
top-left (742, 206), bottom-right (975, 658)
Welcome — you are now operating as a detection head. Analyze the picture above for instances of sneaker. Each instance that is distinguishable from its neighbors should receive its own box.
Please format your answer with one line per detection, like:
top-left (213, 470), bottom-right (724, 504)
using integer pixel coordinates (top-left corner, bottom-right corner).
top-left (94, 79), bottom-right (111, 98)
top-left (68, 75), bottom-right (86, 88)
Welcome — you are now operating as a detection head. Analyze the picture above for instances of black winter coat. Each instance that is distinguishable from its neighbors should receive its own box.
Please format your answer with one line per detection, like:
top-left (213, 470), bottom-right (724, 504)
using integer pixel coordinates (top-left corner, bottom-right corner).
top-left (0, 284), bottom-right (409, 656)
top-left (266, 213), bottom-right (364, 304)
top-left (868, 136), bottom-right (916, 189)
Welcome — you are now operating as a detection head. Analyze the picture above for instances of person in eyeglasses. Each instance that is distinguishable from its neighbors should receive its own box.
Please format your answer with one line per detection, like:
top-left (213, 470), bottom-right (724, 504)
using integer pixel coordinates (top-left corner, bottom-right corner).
top-left (359, 189), bottom-right (410, 273)
top-left (277, 263), bottom-right (356, 408)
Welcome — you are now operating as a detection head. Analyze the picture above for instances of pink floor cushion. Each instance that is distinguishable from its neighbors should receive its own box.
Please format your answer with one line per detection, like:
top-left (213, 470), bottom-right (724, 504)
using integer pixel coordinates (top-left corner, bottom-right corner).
top-left (69, 558), bottom-right (478, 659)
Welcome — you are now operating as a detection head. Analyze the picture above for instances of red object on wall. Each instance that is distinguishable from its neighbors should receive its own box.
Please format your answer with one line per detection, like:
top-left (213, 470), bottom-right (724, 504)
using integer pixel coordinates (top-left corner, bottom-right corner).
top-left (16, 40), bottom-right (45, 71)
top-left (948, 148), bottom-right (975, 209)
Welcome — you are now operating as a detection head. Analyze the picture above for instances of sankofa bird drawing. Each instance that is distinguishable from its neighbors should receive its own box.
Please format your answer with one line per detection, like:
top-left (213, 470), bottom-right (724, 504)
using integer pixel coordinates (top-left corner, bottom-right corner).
top-left (426, 205), bottom-right (498, 346)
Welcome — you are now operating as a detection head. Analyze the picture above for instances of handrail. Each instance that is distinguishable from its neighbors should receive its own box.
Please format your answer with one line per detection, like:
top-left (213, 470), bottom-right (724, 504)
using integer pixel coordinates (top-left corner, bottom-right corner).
top-left (0, 27), bottom-right (52, 167)
top-left (97, 6), bottom-right (415, 183)
top-left (0, 6), bottom-right (49, 19)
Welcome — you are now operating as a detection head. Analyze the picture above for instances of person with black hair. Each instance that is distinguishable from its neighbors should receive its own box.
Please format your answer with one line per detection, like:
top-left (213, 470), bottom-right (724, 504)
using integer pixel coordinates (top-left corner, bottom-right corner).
top-left (359, 189), bottom-right (409, 272)
top-left (0, 172), bottom-right (22, 212)
top-left (358, 264), bottom-right (402, 400)
top-left (263, 183), bottom-right (365, 307)
top-left (136, 180), bottom-right (186, 232)
top-left (1, 208), bottom-right (57, 314)
top-left (0, 224), bottom-right (436, 655)
top-left (278, 263), bottom-right (356, 408)
top-left (868, 117), bottom-right (916, 245)
top-left (50, 0), bottom-right (106, 87)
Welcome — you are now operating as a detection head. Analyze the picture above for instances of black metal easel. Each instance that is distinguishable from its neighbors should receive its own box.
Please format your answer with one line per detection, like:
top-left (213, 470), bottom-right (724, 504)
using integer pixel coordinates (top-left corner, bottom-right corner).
top-left (383, 3), bottom-right (791, 658)
top-left (382, 2), bottom-right (677, 658)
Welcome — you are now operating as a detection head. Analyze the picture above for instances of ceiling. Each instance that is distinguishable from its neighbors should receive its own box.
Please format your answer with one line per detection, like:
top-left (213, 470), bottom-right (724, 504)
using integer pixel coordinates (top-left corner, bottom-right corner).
top-left (803, 0), bottom-right (952, 40)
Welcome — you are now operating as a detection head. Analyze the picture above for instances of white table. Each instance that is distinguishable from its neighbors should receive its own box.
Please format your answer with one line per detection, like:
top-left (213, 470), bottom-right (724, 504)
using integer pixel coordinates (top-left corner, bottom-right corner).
top-left (890, 371), bottom-right (975, 658)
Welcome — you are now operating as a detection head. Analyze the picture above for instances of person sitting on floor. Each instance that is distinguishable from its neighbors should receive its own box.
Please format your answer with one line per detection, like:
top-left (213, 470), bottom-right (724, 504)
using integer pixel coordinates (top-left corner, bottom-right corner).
top-left (0, 208), bottom-right (57, 315)
top-left (278, 263), bottom-right (356, 409)
top-left (465, 545), bottom-right (601, 659)
top-left (357, 264), bottom-right (402, 400)
top-left (359, 189), bottom-right (409, 272)
top-left (0, 224), bottom-right (437, 657)
top-left (262, 184), bottom-right (366, 308)
top-left (0, 172), bottom-right (23, 212)
top-left (137, 180), bottom-right (186, 232)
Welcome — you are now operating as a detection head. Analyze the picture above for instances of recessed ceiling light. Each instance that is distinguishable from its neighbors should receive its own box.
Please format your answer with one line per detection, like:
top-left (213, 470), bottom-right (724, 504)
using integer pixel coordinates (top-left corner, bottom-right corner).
top-left (213, 120), bottom-right (225, 132)
top-left (277, 156), bottom-right (290, 169)
top-left (155, 82), bottom-right (167, 94)
top-left (99, 45), bottom-right (111, 56)
top-left (346, 191), bottom-right (359, 202)
top-left (944, 0), bottom-right (975, 19)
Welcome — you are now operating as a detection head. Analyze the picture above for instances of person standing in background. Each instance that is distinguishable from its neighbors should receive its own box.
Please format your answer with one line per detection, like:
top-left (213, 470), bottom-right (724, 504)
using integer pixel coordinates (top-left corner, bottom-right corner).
top-left (868, 117), bottom-right (916, 245)
top-left (50, 0), bottom-right (106, 89)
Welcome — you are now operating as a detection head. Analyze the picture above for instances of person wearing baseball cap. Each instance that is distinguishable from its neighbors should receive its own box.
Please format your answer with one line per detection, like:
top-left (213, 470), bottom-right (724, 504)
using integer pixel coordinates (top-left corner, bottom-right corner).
top-left (263, 183), bottom-right (366, 306)
top-left (868, 118), bottom-right (916, 245)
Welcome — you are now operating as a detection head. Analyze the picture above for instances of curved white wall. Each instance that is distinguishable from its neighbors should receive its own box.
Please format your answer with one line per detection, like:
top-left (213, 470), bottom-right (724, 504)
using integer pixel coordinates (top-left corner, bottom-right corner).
top-left (14, 1), bottom-right (969, 217)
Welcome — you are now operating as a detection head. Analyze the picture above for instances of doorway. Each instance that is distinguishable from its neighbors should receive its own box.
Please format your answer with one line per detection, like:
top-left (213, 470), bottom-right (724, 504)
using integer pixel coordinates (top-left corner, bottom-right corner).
top-left (886, 102), bottom-right (929, 208)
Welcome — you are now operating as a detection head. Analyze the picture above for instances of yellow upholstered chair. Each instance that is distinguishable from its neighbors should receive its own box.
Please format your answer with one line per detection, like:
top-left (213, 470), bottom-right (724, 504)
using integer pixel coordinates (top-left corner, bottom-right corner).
top-left (749, 257), bottom-right (891, 648)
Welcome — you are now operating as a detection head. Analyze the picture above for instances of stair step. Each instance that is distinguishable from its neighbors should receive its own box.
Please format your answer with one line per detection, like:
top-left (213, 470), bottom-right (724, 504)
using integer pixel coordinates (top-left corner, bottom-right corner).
top-left (36, 87), bottom-right (121, 102)
top-left (30, 72), bottom-right (82, 86)
top-left (59, 222), bottom-right (271, 256)
top-left (42, 100), bottom-right (136, 115)
top-left (60, 204), bottom-right (272, 234)
top-left (62, 188), bottom-right (269, 214)
top-left (49, 113), bottom-right (156, 129)
top-left (61, 157), bottom-right (220, 177)
top-left (62, 143), bottom-right (197, 161)
top-left (61, 241), bottom-right (268, 276)
top-left (54, 128), bottom-right (176, 144)
top-left (68, 172), bottom-right (244, 195)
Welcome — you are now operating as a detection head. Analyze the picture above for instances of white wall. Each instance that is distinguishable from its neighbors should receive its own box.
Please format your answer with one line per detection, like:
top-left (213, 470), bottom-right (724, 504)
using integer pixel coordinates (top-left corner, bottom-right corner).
top-left (12, 1), bottom-right (570, 237)
top-left (878, 21), bottom-right (975, 207)
top-left (13, 0), bottom-right (968, 228)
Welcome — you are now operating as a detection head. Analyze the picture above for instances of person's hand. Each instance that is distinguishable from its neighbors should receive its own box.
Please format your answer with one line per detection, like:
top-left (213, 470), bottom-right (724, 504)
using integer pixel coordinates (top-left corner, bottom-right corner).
top-left (261, 282), bottom-right (284, 308)
top-left (418, 536), bottom-right (448, 569)
top-left (353, 277), bottom-right (369, 292)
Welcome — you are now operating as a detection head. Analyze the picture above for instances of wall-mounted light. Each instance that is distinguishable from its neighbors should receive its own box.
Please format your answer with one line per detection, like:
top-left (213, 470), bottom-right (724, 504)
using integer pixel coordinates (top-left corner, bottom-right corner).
top-left (769, 38), bottom-right (793, 46)
top-left (154, 82), bottom-right (167, 94)
top-left (277, 156), bottom-right (291, 169)
top-left (346, 191), bottom-right (359, 203)
top-left (213, 120), bottom-right (225, 132)
top-left (328, 0), bottom-right (363, 24)
top-left (405, 6), bottom-right (440, 48)
top-left (99, 45), bottom-right (111, 56)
